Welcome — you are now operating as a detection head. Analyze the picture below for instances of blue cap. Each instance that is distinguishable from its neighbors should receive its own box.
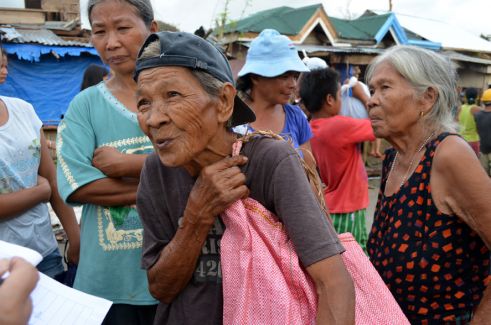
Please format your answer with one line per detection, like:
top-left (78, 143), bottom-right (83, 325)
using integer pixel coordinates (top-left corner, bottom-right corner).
top-left (238, 29), bottom-right (309, 78)
top-left (135, 31), bottom-right (255, 127)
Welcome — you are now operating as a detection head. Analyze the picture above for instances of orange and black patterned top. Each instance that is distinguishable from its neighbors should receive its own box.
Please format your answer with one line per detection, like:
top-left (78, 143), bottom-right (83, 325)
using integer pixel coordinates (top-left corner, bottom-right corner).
top-left (367, 133), bottom-right (490, 324)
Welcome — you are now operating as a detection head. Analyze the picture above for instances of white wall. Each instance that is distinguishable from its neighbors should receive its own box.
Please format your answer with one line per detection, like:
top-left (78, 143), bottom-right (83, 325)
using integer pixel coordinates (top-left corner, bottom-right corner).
top-left (1, 0), bottom-right (24, 9)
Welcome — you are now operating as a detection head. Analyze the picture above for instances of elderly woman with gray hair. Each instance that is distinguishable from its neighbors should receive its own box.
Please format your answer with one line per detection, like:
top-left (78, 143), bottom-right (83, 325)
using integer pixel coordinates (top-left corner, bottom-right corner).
top-left (134, 31), bottom-right (355, 325)
top-left (366, 45), bottom-right (491, 323)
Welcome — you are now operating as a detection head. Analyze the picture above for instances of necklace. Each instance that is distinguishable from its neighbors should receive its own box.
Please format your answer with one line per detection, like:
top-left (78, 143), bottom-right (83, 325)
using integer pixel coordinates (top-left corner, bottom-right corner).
top-left (388, 131), bottom-right (436, 189)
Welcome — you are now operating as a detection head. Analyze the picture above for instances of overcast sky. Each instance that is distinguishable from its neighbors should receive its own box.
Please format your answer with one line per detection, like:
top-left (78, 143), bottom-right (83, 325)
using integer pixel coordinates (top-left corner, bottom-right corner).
top-left (75, 0), bottom-right (491, 37)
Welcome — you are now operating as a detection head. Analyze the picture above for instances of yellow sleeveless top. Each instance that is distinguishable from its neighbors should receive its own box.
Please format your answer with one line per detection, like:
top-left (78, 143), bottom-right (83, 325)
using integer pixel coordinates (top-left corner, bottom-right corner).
top-left (458, 104), bottom-right (480, 142)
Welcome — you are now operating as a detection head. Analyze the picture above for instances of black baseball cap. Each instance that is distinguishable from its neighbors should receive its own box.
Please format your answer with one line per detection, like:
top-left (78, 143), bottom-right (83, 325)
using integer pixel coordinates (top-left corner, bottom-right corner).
top-left (135, 31), bottom-right (255, 127)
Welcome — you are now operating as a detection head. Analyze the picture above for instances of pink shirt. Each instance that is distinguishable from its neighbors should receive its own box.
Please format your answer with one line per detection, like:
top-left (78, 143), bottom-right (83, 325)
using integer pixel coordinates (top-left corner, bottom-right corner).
top-left (310, 116), bottom-right (375, 213)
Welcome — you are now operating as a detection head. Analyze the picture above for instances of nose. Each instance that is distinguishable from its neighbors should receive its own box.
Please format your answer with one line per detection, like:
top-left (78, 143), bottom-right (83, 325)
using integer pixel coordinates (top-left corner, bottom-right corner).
top-left (145, 103), bottom-right (171, 128)
top-left (105, 31), bottom-right (121, 51)
top-left (366, 92), bottom-right (378, 112)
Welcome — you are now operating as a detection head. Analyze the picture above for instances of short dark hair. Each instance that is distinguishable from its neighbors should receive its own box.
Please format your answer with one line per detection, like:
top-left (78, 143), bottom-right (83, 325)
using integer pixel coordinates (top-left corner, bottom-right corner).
top-left (81, 64), bottom-right (109, 90)
top-left (465, 87), bottom-right (478, 105)
top-left (299, 68), bottom-right (340, 114)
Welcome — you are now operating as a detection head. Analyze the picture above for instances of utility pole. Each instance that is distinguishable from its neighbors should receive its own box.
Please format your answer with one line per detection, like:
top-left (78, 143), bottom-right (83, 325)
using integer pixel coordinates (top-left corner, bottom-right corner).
top-left (389, 0), bottom-right (393, 11)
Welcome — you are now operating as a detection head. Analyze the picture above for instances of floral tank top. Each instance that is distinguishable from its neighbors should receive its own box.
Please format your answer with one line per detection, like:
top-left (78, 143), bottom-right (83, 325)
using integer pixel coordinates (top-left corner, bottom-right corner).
top-left (367, 133), bottom-right (490, 323)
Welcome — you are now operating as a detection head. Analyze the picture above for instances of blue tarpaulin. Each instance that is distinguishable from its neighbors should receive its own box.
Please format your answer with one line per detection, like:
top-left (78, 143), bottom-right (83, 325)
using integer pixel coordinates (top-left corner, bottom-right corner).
top-left (0, 44), bottom-right (102, 126)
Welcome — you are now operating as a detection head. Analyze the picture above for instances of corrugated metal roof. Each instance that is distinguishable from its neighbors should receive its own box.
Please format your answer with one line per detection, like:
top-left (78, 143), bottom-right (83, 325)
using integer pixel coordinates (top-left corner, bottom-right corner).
top-left (222, 4), bottom-right (321, 36)
top-left (331, 14), bottom-right (392, 41)
top-left (0, 27), bottom-right (91, 47)
top-left (442, 51), bottom-right (491, 65)
top-left (296, 44), bottom-right (385, 55)
top-left (389, 13), bottom-right (491, 53)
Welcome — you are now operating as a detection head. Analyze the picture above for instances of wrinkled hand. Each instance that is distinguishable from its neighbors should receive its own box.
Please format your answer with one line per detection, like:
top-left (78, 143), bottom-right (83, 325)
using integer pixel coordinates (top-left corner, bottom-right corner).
top-left (186, 155), bottom-right (249, 225)
top-left (92, 146), bottom-right (124, 178)
top-left (0, 257), bottom-right (39, 325)
top-left (37, 175), bottom-right (51, 202)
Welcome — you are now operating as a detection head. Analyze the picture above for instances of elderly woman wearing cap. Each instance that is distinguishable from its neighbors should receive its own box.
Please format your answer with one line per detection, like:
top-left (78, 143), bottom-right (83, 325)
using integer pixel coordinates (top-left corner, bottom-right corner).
top-left (134, 31), bottom-right (355, 325)
top-left (366, 45), bottom-right (491, 323)
top-left (236, 29), bottom-right (316, 169)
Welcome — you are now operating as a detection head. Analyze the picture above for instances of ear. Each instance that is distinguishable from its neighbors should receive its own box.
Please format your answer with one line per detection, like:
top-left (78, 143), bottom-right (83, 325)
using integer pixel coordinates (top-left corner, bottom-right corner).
top-left (216, 83), bottom-right (236, 124)
top-left (421, 86), bottom-right (438, 113)
top-left (149, 20), bottom-right (158, 33)
top-left (325, 93), bottom-right (335, 107)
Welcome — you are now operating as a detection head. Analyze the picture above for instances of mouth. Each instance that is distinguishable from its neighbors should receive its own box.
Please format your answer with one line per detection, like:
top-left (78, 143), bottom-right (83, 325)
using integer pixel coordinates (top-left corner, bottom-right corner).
top-left (107, 55), bottom-right (127, 64)
top-left (154, 138), bottom-right (174, 150)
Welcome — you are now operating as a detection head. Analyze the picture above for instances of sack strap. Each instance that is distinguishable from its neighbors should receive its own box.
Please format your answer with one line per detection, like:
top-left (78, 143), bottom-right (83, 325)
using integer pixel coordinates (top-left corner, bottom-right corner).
top-left (232, 140), bottom-right (243, 157)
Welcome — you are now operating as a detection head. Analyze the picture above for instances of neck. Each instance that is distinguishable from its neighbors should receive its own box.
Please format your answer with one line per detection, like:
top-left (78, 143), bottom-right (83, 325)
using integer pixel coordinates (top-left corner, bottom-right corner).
top-left (106, 72), bottom-right (137, 92)
top-left (388, 123), bottom-right (434, 155)
top-left (311, 106), bottom-right (337, 120)
top-left (183, 128), bottom-right (237, 177)
top-left (248, 89), bottom-right (279, 113)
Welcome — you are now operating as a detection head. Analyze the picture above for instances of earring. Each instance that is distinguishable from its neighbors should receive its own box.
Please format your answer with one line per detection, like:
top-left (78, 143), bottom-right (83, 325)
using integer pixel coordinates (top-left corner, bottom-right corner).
top-left (420, 111), bottom-right (424, 117)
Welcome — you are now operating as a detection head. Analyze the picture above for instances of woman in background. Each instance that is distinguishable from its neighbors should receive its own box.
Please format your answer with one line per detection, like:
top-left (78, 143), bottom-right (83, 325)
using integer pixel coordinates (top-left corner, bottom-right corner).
top-left (236, 29), bottom-right (316, 170)
top-left (0, 46), bottom-right (80, 279)
top-left (56, 0), bottom-right (159, 323)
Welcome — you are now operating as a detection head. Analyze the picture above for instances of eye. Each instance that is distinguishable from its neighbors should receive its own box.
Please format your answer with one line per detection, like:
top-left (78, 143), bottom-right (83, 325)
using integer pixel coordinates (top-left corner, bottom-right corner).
top-left (137, 98), bottom-right (151, 112)
top-left (118, 26), bottom-right (131, 32)
top-left (167, 91), bottom-right (181, 98)
top-left (92, 29), bottom-right (105, 36)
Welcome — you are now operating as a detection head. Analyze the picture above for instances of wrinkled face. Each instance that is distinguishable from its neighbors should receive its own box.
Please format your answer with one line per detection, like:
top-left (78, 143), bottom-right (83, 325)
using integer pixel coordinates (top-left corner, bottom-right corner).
top-left (253, 71), bottom-right (299, 104)
top-left (90, 0), bottom-right (150, 75)
top-left (136, 66), bottom-right (221, 168)
top-left (367, 62), bottom-right (422, 139)
top-left (0, 52), bottom-right (7, 84)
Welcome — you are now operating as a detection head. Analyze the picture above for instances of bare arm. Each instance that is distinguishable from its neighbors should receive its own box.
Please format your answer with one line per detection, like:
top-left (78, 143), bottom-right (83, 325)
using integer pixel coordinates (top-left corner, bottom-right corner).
top-left (431, 135), bottom-right (491, 323)
top-left (68, 177), bottom-right (139, 207)
top-left (0, 175), bottom-right (51, 220)
top-left (470, 105), bottom-right (482, 116)
top-left (92, 146), bottom-right (148, 178)
top-left (352, 82), bottom-right (370, 108)
top-left (38, 132), bottom-right (80, 264)
top-left (306, 255), bottom-right (355, 325)
top-left (0, 257), bottom-right (39, 325)
top-left (147, 155), bottom-right (248, 303)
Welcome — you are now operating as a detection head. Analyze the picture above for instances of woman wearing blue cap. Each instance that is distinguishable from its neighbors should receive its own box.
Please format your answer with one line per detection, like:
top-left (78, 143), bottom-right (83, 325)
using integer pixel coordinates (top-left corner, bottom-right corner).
top-left (236, 29), bottom-right (316, 169)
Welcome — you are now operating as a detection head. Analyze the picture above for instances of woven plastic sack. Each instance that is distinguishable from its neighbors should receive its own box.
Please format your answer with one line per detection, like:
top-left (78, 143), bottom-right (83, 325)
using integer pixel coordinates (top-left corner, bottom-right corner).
top-left (338, 233), bottom-right (410, 325)
top-left (221, 197), bottom-right (317, 325)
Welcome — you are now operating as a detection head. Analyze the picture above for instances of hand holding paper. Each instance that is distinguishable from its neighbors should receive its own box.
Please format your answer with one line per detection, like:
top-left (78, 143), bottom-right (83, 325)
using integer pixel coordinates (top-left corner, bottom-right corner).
top-left (0, 240), bottom-right (112, 325)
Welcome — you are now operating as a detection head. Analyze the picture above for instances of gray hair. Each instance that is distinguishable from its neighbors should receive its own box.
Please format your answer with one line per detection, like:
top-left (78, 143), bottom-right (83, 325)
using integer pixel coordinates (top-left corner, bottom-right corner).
top-left (366, 45), bottom-right (458, 132)
top-left (138, 40), bottom-right (225, 98)
top-left (88, 0), bottom-right (154, 27)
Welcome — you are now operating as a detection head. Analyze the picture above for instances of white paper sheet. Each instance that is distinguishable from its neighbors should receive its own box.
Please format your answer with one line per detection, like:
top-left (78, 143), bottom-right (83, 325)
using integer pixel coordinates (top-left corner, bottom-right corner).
top-left (29, 273), bottom-right (112, 325)
top-left (0, 240), bottom-right (43, 265)
top-left (0, 240), bottom-right (112, 325)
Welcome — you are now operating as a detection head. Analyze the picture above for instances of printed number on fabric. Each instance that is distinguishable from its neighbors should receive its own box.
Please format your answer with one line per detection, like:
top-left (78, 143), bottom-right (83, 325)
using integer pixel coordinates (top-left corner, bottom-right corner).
top-left (194, 218), bottom-right (224, 283)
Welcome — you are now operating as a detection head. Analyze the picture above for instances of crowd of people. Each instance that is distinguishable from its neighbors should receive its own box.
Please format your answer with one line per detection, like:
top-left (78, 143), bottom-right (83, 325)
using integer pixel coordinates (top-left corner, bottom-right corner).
top-left (1, 0), bottom-right (491, 324)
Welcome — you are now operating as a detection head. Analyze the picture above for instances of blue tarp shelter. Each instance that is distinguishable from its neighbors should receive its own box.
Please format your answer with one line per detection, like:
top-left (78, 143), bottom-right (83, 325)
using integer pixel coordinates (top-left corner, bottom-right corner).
top-left (0, 43), bottom-right (102, 126)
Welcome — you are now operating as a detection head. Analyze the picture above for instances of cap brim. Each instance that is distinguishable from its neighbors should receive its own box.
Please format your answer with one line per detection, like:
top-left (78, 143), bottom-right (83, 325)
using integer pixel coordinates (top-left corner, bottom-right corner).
top-left (231, 96), bottom-right (255, 127)
top-left (238, 56), bottom-right (309, 77)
